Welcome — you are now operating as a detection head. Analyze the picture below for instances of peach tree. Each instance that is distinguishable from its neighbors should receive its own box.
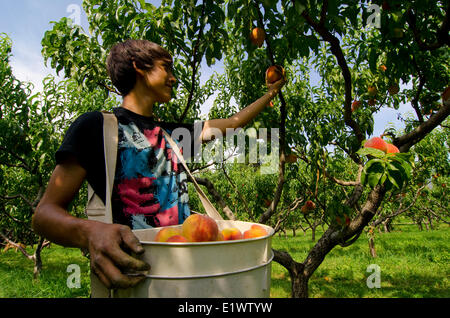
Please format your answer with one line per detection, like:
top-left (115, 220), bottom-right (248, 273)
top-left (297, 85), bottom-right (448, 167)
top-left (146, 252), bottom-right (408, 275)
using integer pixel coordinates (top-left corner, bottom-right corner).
top-left (38, 0), bottom-right (449, 297)
top-left (0, 33), bottom-right (118, 276)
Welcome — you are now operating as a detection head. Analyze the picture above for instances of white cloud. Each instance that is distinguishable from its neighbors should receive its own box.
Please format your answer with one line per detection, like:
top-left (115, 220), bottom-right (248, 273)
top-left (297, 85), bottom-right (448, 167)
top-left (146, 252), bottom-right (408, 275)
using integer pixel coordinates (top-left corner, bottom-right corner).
top-left (9, 40), bottom-right (61, 94)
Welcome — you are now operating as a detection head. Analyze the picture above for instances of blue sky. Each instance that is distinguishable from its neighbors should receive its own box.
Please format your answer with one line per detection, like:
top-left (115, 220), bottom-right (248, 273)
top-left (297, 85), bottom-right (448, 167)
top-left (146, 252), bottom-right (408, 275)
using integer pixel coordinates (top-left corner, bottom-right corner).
top-left (0, 1), bottom-right (413, 137)
top-left (0, 0), bottom-right (87, 90)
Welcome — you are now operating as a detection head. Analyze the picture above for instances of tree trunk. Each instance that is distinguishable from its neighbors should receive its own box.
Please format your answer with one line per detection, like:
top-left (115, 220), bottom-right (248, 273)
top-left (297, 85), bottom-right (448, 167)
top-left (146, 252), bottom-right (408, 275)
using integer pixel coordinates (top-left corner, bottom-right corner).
top-left (417, 220), bottom-right (423, 231)
top-left (0, 232), bottom-right (50, 279)
top-left (273, 249), bottom-right (308, 298)
top-left (369, 237), bottom-right (377, 258)
top-left (383, 219), bottom-right (390, 232)
top-left (427, 215), bottom-right (434, 230)
top-left (33, 237), bottom-right (47, 279)
top-left (291, 271), bottom-right (309, 298)
top-left (274, 185), bottom-right (386, 298)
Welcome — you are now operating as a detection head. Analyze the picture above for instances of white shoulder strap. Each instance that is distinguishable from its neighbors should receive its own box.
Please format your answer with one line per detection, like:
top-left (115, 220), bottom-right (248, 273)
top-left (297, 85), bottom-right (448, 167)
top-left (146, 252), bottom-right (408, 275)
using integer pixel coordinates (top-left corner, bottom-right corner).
top-left (162, 129), bottom-right (223, 221)
top-left (85, 111), bottom-right (118, 224)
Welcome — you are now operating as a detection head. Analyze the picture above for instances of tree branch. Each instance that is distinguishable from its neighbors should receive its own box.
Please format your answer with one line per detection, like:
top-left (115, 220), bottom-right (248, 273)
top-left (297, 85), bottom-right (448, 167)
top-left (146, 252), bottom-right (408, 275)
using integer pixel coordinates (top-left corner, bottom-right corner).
top-left (97, 81), bottom-right (120, 95)
top-left (424, 207), bottom-right (450, 224)
top-left (319, 0), bottom-right (328, 27)
top-left (0, 205), bottom-right (27, 224)
top-left (324, 165), bottom-right (362, 187)
top-left (0, 194), bottom-right (34, 209)
top-left (178, 0), bottom-right (207, 123)
top-left (273, 197), bottom-right (304, 233)
top-left (410, 54), bottom-right (426, 123)
top-left (406, 5), bottom-right (450, 51)
top-left (297, 5), bottom-right (364, 145)
top-left (0, 231), bottom-right (33, 260)
top-left (0, 146), bottom-right (33, 172)
top-left (395, 101), bottom-right (450, 151)
top-left (372, 185), bottom-right (425, 227)
top-left (329, 140), bottom-right (361, 164)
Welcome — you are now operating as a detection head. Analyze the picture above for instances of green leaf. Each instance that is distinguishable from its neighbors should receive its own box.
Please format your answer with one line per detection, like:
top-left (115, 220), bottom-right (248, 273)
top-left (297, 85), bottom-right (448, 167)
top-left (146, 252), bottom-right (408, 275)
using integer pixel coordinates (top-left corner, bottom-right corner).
top-left (361, 170), bottom-right (366, 185)
top-left (369, 48), bottom-right (378, 73)
top-left (357, 147), bottom-right (386, 158)
top-left (380, 172), bottom-right (387, 185)
top-left (388, 156), bottom-right (413, 180)
top-left (363, 158), bottom-right (383, 172)
top-left (368, 171), bottom-right (383, 188)
top-left (387, 170), bottom-right (402, 189)
top-left (362, 159), bottom-right (386, 188)
top-left (387, 162), bottom-right (400, 171)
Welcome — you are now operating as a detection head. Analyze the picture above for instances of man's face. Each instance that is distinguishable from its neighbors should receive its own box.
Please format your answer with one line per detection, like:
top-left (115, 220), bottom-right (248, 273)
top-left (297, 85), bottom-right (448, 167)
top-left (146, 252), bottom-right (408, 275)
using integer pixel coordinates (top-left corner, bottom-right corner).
top-left (143, 58), bottom-right (176, 103)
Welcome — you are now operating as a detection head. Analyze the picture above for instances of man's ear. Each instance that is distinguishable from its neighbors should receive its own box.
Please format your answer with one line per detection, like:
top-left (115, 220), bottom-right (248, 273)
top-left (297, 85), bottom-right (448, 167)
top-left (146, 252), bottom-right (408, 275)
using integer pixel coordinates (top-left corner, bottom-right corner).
top-left (132, 61), bottom-right (146, 77)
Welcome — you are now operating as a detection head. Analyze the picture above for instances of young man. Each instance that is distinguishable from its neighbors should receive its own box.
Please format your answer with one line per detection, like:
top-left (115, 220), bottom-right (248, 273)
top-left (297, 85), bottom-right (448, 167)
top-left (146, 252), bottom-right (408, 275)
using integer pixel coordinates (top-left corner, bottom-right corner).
top-left (32, 39), bottom-right (285, 290)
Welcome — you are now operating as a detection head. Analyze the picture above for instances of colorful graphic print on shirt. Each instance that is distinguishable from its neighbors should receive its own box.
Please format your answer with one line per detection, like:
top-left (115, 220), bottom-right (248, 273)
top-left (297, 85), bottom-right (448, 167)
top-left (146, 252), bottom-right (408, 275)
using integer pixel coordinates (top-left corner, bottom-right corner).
top-left (112, 122), bottom-right (190, 229)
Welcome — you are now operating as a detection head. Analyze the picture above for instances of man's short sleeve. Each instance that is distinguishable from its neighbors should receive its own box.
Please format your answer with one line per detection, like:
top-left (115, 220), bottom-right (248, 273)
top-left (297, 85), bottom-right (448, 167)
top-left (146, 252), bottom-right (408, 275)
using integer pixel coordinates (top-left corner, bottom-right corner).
top-left (56, 111), bottom-right (107, 203)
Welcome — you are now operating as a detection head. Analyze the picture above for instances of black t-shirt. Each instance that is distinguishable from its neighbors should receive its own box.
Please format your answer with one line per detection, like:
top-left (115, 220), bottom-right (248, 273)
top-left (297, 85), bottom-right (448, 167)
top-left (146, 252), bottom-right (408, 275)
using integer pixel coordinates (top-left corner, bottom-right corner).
top-left (56, 107), bottom-right (204, 229)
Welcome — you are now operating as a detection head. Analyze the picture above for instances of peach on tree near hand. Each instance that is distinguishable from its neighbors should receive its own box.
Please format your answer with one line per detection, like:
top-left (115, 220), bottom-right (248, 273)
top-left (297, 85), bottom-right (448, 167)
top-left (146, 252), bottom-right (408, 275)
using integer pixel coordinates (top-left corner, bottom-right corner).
top-left (266, 65), bottom-right (285, 84)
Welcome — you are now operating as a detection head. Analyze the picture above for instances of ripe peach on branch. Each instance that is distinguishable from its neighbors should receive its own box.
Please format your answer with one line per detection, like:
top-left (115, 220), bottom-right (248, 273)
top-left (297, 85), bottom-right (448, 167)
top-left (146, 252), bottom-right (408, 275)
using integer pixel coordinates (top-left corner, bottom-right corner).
top-left (301, 204), bottom-right (309, 214)
top-left (364, 136), bottom-right (388, 153)
top-left (305, 200), bottom-right (316, 210)
top-left (249, 27), bottom-right (265, 47)
top-left (351, 100), bottom-right (362, 112)
top-left (386, 143), bottom-right (400, 154)
top-left (301, 200), bottom-right (316, 214)
top-left (368, 85), bottom-right (378, 97)
top-left (388, 84), bottom-right (400, 96)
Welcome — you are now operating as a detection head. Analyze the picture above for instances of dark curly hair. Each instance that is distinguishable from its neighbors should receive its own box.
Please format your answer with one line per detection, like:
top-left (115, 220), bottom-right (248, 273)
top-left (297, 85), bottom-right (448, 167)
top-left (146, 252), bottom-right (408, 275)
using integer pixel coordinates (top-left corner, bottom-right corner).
top-left (106, 39), bottom-right (173, 96)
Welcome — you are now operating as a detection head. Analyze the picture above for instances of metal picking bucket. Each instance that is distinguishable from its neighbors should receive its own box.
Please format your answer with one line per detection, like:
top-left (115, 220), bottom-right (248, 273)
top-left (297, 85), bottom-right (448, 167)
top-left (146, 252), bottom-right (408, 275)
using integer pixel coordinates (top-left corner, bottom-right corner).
top-left (111, 220), bottom-right (274, 298)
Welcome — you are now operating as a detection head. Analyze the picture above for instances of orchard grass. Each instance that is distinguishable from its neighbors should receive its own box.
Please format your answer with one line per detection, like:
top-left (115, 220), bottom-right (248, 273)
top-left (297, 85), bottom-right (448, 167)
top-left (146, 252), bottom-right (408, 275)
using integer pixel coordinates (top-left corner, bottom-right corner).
top-left (271, 223), bottom-right (449, 298)
top-left (0, 223), bottom-right (448, 298)
top-left (0, 245), bottom-right (90, 298)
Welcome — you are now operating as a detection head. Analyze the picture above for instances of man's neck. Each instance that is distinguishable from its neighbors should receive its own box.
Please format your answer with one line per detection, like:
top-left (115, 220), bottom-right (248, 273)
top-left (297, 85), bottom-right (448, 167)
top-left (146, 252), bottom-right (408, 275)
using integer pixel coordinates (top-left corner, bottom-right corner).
top-left (121, 89), bottom-right (155, 117)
